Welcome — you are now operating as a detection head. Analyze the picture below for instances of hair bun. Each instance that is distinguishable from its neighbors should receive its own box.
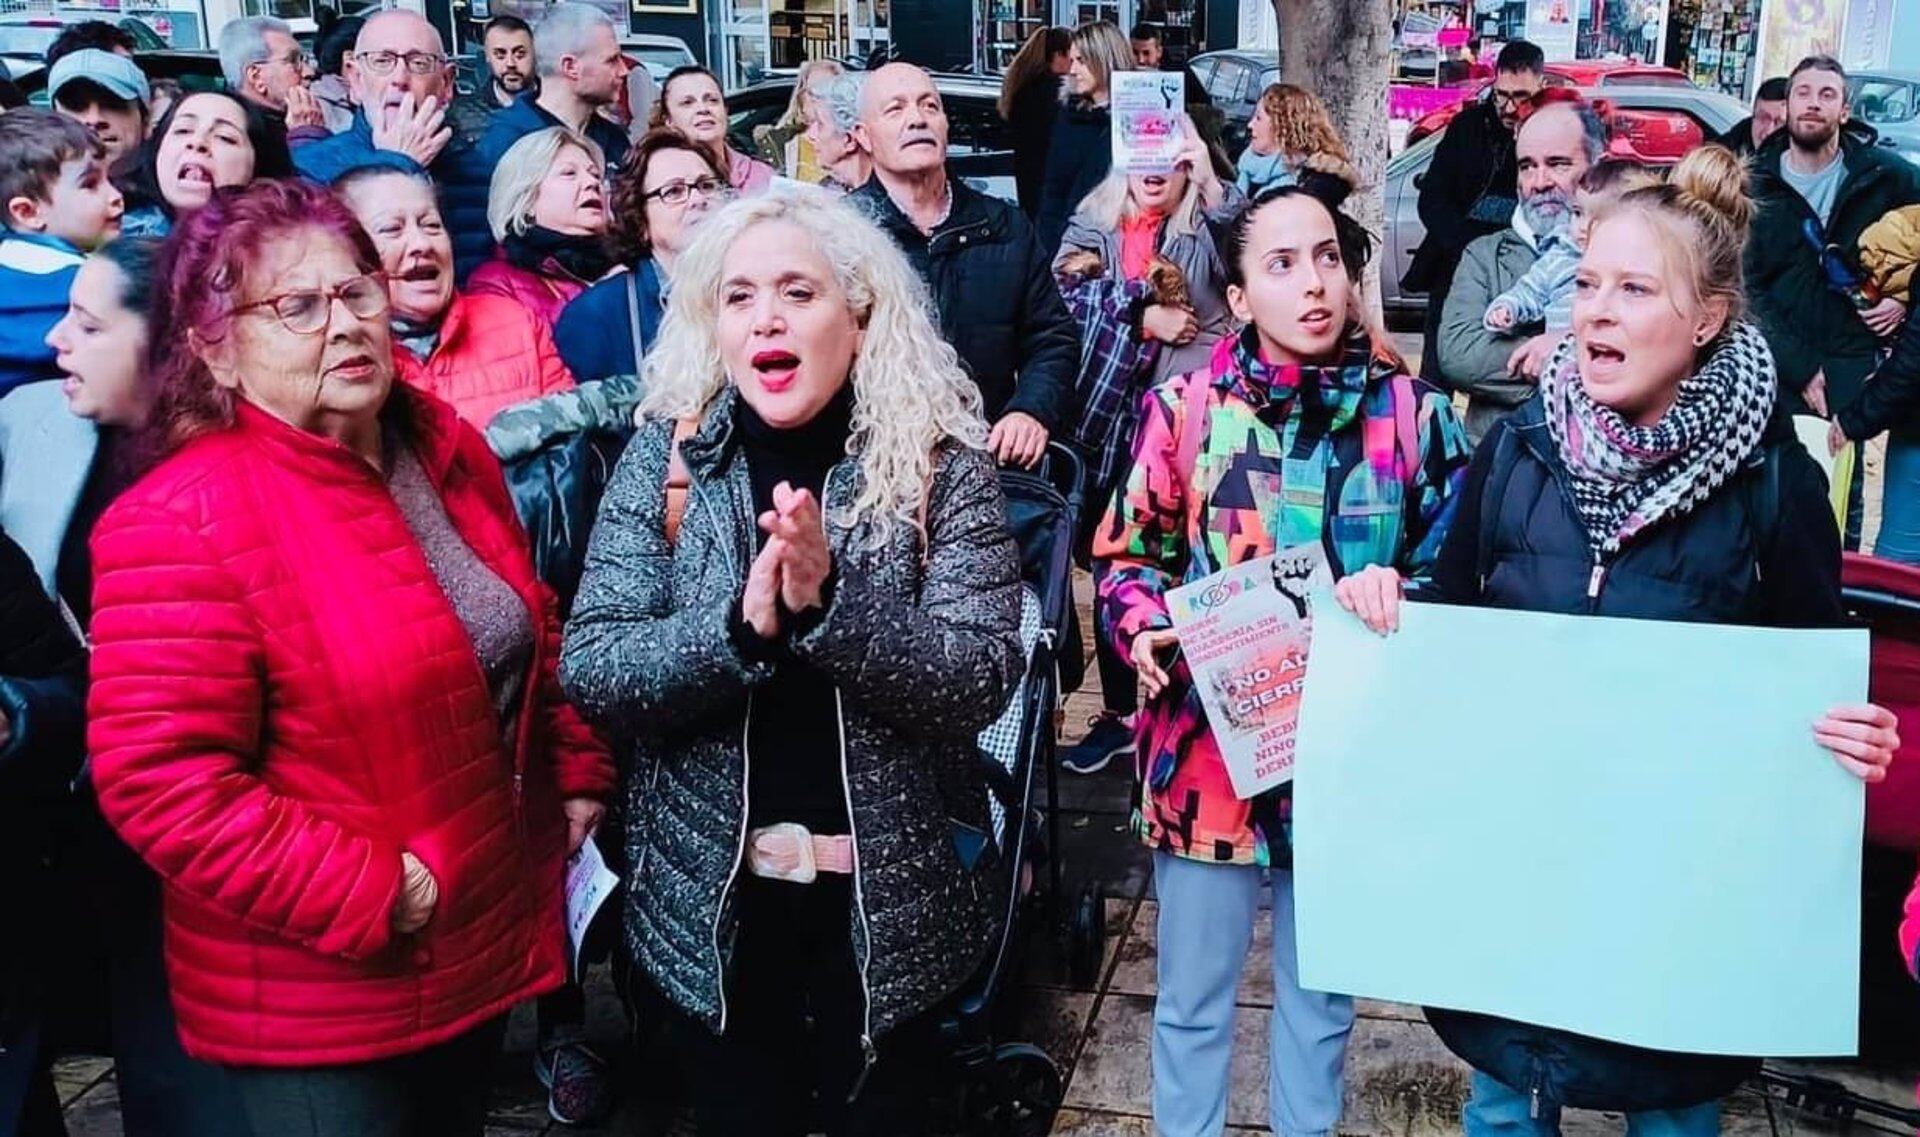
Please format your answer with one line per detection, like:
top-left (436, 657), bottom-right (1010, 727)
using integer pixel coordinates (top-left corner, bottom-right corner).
top-left (1667, 143), bottom-right (1752, 237)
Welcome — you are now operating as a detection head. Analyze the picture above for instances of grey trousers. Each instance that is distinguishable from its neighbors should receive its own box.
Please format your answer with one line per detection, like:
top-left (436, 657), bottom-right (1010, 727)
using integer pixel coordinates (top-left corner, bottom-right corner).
top-left (226, 1017), bottom-right (507, 1137)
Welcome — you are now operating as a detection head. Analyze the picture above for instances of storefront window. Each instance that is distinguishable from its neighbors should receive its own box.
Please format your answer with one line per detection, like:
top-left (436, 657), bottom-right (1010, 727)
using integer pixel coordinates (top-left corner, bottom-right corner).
top-left (245, 0), bottom-right (314, 21)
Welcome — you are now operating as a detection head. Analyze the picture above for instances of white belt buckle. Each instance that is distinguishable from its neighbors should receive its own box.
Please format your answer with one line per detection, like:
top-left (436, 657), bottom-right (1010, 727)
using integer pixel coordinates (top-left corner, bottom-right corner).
top-left (748, 822), bottom-right (817, 884)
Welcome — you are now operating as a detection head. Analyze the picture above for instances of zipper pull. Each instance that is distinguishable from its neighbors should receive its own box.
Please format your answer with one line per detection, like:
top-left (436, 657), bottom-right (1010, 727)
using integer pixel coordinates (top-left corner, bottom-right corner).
top-left (1586, 560), bottom-right (1606, 600)
top-left (845, 1035), bottom-right (878, 1103)
top-left (1530, 1084), bottom-right (1542, 1119)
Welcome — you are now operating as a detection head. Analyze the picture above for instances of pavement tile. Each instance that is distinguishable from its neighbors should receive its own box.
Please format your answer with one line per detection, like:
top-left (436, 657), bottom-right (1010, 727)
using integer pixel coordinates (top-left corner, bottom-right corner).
top-left (60, 1075), bottom-right (122, 1137)
top-left (52, 1056), bottom-right (113, 1108)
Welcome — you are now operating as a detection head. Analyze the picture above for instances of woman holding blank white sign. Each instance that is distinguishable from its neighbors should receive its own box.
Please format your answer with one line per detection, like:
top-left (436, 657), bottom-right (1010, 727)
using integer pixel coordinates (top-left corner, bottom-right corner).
top-left (1334, 144), bottom-right (1898, 1134)
top-left (1093, 172), bottom-right (1472, 1137)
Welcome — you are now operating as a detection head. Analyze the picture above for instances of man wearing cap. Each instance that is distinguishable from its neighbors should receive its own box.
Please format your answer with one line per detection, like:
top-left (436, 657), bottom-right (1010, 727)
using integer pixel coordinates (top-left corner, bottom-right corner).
top-left (48, 49), bottom-right (148, 164)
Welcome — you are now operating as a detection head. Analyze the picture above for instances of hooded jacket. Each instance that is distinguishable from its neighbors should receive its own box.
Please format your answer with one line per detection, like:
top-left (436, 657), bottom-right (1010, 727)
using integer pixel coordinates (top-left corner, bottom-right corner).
top-left (559, 391), bottom-right (1023, 1039)
top-left (0, 232), bottom-right (82, 398)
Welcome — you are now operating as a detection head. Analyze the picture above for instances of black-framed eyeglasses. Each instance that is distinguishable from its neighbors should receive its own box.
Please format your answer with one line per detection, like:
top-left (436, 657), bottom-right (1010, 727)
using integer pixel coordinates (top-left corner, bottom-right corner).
top-left (355, 50), bottom-right (448, 76)
top-left (231, 274), bottom-right (390, 335)
top-left (1492, 87), bottom-right (1536, 106)
top-left (643, 176), bottom-right (730, 207)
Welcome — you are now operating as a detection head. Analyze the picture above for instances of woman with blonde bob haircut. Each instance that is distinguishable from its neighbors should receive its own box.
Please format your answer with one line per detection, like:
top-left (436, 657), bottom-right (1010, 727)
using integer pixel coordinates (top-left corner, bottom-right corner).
top-left (470, 127), bottom-right (615, 327)
top-left (559, 187), bottom-right (1023, 1135)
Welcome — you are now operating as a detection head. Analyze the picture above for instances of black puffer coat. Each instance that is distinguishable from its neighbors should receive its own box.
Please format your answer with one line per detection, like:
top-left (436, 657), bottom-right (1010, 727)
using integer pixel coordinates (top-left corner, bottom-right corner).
top-left (558, 392), bottom-right (1023, 1040)
top-left (1422, 396), bottom-right (1843, 1111)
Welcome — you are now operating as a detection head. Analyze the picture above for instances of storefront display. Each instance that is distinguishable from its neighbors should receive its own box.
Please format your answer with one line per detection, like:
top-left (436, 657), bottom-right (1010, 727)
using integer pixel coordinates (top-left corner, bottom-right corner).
top-left (1686, 0), bottom-right (1760, 94)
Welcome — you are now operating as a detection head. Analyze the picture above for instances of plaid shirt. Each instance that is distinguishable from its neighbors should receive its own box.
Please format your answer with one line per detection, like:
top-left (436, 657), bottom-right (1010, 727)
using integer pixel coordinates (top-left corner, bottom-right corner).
top-left (1059, 274), bottom-right (1161, 497)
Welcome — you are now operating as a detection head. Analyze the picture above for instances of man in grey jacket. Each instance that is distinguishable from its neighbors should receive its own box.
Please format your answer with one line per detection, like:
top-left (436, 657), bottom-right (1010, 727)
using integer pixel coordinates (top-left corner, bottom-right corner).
top-left (1437, 99), bottom-right (1604, 442)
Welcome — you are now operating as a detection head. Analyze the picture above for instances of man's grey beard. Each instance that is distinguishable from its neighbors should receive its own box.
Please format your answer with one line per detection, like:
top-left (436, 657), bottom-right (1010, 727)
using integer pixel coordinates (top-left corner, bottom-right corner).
top-left (1520, 189), bottom-right (1573, 237)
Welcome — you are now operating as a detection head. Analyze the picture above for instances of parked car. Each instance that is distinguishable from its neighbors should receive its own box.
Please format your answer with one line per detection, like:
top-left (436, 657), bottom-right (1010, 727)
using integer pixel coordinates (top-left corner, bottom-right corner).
top-left (1404, 59), bottom-right (1693, 146)
top-left (726, 71), bottom-right (1016, 201)
top-left (1383, 83), bottom-right (1747, 325)
top-left (622, 33), bottom-right (695, 81)
top-left (1189, 48), bottom-right (1279, 158)
top-left (1849, 70), bottom-right (1920, 168)
top-left (0, 12), bottom-right (168, 86)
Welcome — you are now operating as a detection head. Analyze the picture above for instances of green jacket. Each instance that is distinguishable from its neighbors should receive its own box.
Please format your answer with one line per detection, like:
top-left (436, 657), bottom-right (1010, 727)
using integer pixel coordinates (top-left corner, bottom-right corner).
top-left (1746, 131), bottom-right (1920, 415)
top-left (1436, 226), bottom-right (1542, 443)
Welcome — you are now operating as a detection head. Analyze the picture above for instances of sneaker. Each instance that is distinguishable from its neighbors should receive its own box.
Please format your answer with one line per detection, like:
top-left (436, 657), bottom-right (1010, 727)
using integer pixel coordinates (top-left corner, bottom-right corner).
top-left (1061, 713), bottom-right (1133, 775)
top-left (535, 1040), bottom-right (614, 1126)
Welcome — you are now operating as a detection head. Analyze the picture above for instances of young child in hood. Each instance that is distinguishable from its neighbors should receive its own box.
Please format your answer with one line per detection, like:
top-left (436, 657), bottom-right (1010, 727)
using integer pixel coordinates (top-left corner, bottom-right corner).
top-left (0, 108), bottom-right (123, 397)
top-left (1484, 157), bottom-right (1661, 338)
top-left (1859, 203), bottom-right (1920, 311)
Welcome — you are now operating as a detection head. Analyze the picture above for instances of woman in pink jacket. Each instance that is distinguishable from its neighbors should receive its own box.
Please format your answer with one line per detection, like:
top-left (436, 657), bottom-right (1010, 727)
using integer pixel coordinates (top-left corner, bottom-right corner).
top-left (469, 127), bottom-right (617, 328)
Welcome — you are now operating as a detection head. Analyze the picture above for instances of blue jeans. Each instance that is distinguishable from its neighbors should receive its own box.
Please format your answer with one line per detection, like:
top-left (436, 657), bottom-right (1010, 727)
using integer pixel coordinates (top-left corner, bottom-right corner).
top-left (1875, 437), bottom-right (1920, 564)
top-left (1461, 1071), bottom-right (1720, 1137)
top-left (1152, 851), bottom-right (1355, 1137)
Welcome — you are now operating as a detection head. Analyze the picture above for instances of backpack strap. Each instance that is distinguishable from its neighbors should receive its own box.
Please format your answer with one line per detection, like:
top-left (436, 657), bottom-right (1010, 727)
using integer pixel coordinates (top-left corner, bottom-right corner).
top-left (662, 416), bottom-right (700, 546)
top-left (1173, 372), bottom-right (1212, 494)
top-left (1744, 440), bottom-right (1786, 583)
top-left (1474, 423), bottom-right (1523, 594)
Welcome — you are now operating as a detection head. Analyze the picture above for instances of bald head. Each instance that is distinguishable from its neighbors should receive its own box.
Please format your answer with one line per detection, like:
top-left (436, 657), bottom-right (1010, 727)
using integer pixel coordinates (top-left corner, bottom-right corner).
top-left (853, 63), bottom-right (948, 178)
top-left (1515, 101), bottom-right (1605, 231)
top-left (347, 8), bottom-right (451, 114)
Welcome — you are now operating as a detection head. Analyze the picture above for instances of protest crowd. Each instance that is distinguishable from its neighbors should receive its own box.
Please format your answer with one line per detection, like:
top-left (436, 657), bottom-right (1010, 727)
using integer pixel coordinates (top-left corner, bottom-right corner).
top-left (0, 6), bottom-right (1914, 1136)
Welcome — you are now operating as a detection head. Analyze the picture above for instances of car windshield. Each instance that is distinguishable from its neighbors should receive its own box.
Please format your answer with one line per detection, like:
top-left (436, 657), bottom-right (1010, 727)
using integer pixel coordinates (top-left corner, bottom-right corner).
top-left (633, 45), bottom-right (691, 71)
top-left (0, 24), bottom-right (60, 57)
top-left (1855, 79), bottom-right (1917, 124)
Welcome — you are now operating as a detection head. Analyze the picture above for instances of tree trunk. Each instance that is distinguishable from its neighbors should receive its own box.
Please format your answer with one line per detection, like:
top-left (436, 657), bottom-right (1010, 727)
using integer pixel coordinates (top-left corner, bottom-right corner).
top-left (1273, 0), bottom-right (1394, 315)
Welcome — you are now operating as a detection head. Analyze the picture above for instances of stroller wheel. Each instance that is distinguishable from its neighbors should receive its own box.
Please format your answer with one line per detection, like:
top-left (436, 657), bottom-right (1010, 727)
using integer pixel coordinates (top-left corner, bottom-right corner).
top-left (977, 1042), bottom-right (1062, 1137)
top-left (1068, 883), bottom-right (1106, 988)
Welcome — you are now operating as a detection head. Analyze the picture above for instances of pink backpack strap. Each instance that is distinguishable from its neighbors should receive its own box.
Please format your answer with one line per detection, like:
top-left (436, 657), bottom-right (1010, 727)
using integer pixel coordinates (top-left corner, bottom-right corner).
top-left (1173, 371), bottom-right (1212, 492)
top-left (1390, 373), bottom-right (1421, 480)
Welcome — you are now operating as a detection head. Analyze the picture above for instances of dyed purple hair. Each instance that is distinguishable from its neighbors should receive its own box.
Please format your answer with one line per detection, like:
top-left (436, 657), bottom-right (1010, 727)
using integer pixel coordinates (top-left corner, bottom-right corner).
top-left (144, 178), bottom-right (380, 460)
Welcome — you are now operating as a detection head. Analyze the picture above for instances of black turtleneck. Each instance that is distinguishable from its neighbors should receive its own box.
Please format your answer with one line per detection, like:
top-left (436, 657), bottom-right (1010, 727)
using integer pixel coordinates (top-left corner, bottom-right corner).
top-left (735, 384), bottom-right (856, 835)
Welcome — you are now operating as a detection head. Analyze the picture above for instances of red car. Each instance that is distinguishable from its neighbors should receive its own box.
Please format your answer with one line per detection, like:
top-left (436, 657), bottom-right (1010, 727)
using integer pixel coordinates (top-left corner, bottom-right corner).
top-left (1404, 60), bottom-right (1693, 147)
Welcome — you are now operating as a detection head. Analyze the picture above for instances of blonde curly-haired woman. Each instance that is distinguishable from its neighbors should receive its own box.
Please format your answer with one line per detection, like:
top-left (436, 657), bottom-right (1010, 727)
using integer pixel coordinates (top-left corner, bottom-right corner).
top-left (558, 187), bottom-right (1024, 1136)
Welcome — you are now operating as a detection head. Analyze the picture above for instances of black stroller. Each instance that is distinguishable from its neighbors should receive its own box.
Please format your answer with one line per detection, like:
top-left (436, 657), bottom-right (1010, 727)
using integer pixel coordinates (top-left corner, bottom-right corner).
top-left (941, 443), bottom-right (1087, 1137)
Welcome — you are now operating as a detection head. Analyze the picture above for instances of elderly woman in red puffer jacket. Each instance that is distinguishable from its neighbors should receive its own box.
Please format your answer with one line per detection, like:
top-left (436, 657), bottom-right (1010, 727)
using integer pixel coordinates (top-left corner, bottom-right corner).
top-left (86, 180), bottom-right (613, 1137)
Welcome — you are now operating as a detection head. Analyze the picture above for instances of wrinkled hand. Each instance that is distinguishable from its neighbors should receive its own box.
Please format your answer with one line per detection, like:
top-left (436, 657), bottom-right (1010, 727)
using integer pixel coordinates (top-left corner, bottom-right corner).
top-left (391, 851), bottom-right (439, 934)
top-left (1814, 704), bottom-right (1900, 782)
top-left (1131, 627), bottom-right (1180, 701)
top-left (370, 92), bottom-right (451, 168)
top-left (563, 798), bottom-right (605, 857)
top-left (1805, 369), bottom-right (1830, 417)
top-left (1333, 565), bottom-right (1405, 635)
top-left (761, 483), bottom-right (832, 614)
top-left (1506, 333), bottom-right (1555, 380)
top-left (1142, 303), bottom-right (1199, 345)
top-left (988, 411), bottom-right (1049, 469)
top-left (1863, 297), bottom-right (1908, 339)
top-left (283, 84), bottom-right (326, 130)
top-left (741, 538), bottom-right (784, 639)
top-left (1829, 419), bottom-right (1851, 457)
top-left (1486, 304), bottom-right (1515, 330)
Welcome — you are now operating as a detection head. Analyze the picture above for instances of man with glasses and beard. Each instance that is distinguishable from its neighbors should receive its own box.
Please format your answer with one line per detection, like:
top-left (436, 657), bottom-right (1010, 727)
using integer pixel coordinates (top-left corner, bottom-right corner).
top-left (1405, 39), bottom-right (1545, 384)
top-left (1437, 96), bottom-right (1605, 442)
top-left (1749, 55), bottom-right (1920, 430)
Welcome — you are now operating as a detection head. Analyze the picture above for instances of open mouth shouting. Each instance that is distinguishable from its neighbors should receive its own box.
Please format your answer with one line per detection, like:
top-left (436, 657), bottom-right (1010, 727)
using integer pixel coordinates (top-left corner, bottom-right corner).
top-left (751, 349), bottom-right (801, 393)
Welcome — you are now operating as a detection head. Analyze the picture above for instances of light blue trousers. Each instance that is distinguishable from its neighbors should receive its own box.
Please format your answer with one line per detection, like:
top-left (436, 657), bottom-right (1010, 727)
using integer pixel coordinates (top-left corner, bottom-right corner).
top-left (1152, 851), bottom-right (1356, 1137)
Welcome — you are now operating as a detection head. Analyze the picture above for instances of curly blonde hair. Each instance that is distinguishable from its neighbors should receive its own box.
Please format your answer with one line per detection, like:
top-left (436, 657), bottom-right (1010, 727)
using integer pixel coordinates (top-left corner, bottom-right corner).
top-left (1256, 83), bottom-right (1352, 169)
top-left (639, 188), bottom-right (989, 540)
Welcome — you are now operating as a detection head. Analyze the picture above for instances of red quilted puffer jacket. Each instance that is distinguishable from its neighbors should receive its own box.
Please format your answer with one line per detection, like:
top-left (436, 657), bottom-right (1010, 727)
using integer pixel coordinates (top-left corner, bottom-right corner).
top-left (466, 250), bottom-right (587, 331)
top-left (86, 389), bottom-right (614, 1067)
top-left (399, 291), bottom-right (577, 431)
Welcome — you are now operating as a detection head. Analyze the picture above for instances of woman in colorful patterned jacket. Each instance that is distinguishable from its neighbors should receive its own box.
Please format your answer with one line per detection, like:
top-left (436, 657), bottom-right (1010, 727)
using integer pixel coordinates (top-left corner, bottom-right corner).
top-left (1093, 174), bottom-right (1472, 1137)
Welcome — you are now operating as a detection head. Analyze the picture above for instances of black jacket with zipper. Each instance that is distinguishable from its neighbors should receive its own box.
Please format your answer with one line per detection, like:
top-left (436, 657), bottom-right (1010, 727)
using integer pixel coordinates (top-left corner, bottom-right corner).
top-left (1420, 395), bottom-right (1843, 1111)
top-left (1403, 100), bottom-right (1518, 296)
top-left (1840, 301), bottom-right (1920, 441)
top-left (849, 177), bottom-right (1080, 432)
top-left (559, 393), bottom-right (1023, 1040)
top-left (1746, 129), bottom-right (1920, 416)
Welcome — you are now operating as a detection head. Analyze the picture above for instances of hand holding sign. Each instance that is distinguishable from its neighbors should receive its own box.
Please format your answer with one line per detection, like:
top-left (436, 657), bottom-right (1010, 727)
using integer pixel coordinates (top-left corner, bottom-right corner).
top-left (1112, 70), bottom-right (1188, 175)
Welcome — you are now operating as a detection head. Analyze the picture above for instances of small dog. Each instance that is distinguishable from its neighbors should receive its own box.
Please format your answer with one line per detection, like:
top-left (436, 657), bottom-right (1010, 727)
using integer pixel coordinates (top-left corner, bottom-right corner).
top-left (1056, 250), bottom-right (1192, 310)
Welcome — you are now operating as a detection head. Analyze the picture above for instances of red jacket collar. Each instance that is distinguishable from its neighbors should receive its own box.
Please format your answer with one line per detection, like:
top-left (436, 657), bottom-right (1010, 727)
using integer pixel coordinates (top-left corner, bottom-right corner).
top-left (230, 382), bottom-right (466, 484)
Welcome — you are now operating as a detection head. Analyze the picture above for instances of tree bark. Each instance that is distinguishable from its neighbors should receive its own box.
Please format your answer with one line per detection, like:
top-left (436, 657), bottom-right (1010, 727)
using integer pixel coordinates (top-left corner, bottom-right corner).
top-left (1273, 0), bottom-right (1394, 314)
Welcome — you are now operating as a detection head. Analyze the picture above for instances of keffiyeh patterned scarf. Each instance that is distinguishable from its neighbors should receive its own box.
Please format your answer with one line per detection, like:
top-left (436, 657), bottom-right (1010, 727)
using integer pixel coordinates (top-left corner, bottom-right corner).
top-left (1539, 321), bottom-right (1777, 557)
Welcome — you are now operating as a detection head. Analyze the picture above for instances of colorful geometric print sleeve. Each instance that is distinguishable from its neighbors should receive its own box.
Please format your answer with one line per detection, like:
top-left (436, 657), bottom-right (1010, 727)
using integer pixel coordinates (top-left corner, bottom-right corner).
top-left (1396, 379), bottom-right (1473, 583)
top-left (1092, 378), bottom-right (1190, 666)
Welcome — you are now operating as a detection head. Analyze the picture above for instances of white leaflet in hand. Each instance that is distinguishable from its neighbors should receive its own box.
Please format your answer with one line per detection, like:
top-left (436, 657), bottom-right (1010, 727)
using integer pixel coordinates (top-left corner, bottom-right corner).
top-left (1165, 542), bottom-right (1330, 799)
top-left (564, 838), bottom-right (619, 977)
top-left (1111, 71), bottom-right (1187, 175)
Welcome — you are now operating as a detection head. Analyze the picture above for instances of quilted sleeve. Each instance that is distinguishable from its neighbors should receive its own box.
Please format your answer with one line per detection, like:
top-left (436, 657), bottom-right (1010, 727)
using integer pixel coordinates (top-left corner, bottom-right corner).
top-left (792, 446), bottom-right (1022, 739)
top-left (1091, 380), bottom-right (1186, 664)
top-left (560, 423), bottom-right (773, 739)
top-left (87, 499), bottom-right (405, 961)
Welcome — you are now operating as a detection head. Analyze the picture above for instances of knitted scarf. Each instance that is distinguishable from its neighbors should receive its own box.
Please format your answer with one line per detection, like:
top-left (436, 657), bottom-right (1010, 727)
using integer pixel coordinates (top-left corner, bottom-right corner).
top-left (1539, 320), bottom-right (1777, 557)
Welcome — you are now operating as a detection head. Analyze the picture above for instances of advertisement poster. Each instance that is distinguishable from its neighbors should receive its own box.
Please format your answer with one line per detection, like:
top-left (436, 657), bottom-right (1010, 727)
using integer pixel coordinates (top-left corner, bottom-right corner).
top-left (1165, 544), bottom-right (1329, 799)
top-left (1757, 0), bottom-right (1844, 89)
top-left (1111, 71), bottom-right (1187, 175)
top-left (1527, 0), bottom-right (1580, 59)
top-left (1840, 0), bottom-right (1895, 69)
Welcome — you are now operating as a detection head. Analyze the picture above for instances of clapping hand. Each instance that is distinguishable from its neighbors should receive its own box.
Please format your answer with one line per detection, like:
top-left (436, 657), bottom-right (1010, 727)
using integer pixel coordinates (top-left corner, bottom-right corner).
top-left (759, 483), bottom-right (832, 614)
